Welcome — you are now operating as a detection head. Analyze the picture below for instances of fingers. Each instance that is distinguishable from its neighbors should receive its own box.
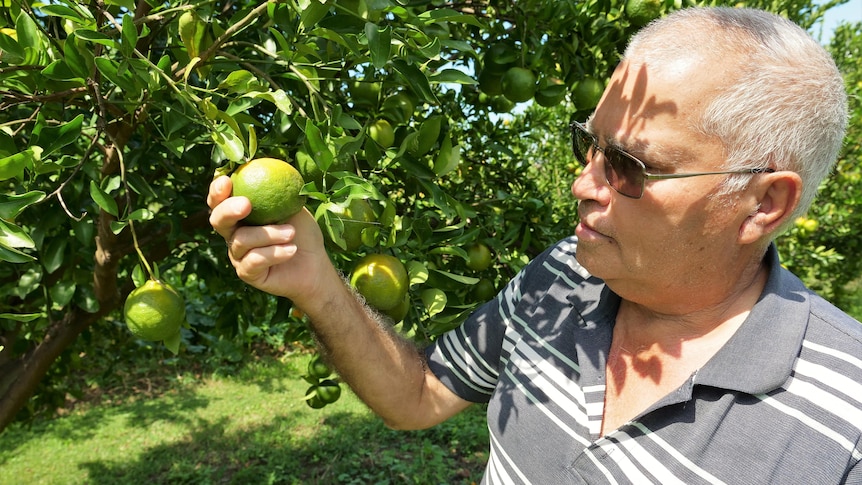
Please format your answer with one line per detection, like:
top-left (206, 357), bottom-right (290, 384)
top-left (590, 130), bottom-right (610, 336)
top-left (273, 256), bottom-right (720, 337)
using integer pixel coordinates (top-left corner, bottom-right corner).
top-left (208, 186), bottom-right (252, 242)
top-left (232, 239), bottom-right (298, 284)
top-left (207, 176), bottom-right (232, 209)
top-left (228, 224), bottom-right (296, 261)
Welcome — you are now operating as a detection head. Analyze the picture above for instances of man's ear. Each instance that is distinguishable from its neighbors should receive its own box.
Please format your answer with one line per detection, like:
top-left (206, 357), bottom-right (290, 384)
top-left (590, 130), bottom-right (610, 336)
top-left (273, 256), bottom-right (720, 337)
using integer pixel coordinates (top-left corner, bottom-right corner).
top-left (738, 171), bottom-right (802, 244)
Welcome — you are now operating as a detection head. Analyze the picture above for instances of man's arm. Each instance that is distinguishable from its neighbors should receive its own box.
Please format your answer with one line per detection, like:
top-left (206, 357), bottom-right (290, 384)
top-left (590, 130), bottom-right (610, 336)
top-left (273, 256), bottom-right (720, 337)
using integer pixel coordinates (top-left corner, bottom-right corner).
top-left (207, 176), bottom-right (471, 429)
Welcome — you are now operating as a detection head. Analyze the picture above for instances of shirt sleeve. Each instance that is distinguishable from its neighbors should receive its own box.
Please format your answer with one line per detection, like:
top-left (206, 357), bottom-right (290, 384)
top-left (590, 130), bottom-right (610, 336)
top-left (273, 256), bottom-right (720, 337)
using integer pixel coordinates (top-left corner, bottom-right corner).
top-left (424, 239), bottom-right (572, 402)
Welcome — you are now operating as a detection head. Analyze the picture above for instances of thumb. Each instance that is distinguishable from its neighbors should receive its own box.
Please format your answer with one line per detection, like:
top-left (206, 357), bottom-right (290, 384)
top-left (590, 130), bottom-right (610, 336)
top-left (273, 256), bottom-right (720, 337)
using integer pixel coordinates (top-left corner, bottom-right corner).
top-left (207, 175), bottom-right (233, 209)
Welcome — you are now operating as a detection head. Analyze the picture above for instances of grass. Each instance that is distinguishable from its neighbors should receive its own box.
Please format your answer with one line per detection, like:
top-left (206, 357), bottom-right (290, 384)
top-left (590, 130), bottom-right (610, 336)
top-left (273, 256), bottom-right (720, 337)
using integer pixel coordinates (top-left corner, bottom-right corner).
top-left (0, 351), bottom-right (489, 484)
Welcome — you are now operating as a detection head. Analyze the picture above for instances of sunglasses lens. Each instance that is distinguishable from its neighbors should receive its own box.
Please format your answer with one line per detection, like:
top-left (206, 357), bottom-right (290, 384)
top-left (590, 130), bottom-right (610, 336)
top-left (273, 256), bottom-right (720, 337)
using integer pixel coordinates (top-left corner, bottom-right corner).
top-left (571, 125), bottom-right (593, 166)
top-left (603, 148), bottom-right (644, 198)
top-left (571, 123), bottom-right (645, 198)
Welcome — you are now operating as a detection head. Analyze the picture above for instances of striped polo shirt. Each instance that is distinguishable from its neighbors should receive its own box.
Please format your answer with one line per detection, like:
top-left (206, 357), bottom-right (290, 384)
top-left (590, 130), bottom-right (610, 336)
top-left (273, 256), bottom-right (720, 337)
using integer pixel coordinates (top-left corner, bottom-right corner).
top-left (426, 237), bottom-right (862, 484)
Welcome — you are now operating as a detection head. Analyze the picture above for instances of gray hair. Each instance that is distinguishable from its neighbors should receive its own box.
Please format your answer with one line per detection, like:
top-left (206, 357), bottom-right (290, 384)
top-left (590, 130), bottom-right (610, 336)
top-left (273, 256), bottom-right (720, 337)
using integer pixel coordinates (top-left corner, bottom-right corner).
top-left (624, 7), bottom-right (848, 224)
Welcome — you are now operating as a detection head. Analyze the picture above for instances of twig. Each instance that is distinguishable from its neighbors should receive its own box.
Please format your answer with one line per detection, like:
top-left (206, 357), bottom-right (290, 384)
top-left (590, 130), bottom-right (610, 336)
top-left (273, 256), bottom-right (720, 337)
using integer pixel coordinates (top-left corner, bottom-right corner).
top-left (174, 0), bottom-right (275, 79)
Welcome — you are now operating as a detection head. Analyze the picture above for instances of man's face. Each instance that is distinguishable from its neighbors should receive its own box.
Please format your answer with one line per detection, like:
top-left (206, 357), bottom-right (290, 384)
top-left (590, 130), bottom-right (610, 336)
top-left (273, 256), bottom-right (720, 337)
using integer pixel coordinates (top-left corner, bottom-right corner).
top-left (571, 55), bottom-right (749, 304)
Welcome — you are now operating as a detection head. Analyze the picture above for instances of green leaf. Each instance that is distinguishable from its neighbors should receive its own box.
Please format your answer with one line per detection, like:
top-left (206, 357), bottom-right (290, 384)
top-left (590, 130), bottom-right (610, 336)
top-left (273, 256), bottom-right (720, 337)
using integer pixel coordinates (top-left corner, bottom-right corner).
top-left (300, 0), bottom-right (331, 29)
top-left (412, 116), bottom-right (442, 156)
top-left (430, 69), bottom-right (477, 85)
top-left (120, 13), bottom-right (138, 57)
top-left (104, 0), bottom-right (135, 12)
top-left (0, 30), bottom-right (24, 63)
top-left (407, 261), bottom-right (429, 286)
top-left (128, 208), bottom-right (154, 221)
top-left (94, 57), bottom-right (137, 93)
top-left (75, 284), bottom-right (100, 313)
top-left (38, 4), bottom-right (92, 23)
top-left (219, 70), bottom-right (263, 93)
top-left (32, 114), bottom-right (84, 157)
top-left (74, 29), bottom-right (116, 48)
top-left (50, 281), bottom-right (76, 308)
top-left (164, 330), bottom-right (182, 354)
top-left (132, 265), bottom-right (146, 288)
top-left (41, 237), bottom-right (67, 274)
top-left (178, 10), bottom-right (205, 60)
top-left (0, 191), bottom-right (45, 220)
top-left (0, 243), bottom-right (35, 263)
top-left (41, 60), bottom-right (83, 82)
top-left (430, 269), bottom-right (479, 285)
top-left (215, 112), bottom-right (246, 150)
top-left (15, 10), bottom-right (42, 52)
top-left (0, 218), bottom-right (34, 249)
top-left (212, 130), bottom-right (245, 162)
top-left (249, 90), bottom-right (293, 114)
top-left (391, 59), bottom-right (438, 104)
top-left (0, 312), bottom-right (43, 322)
top-left (433, 135), bottom-right (460, 176)
top-left (248, 124), bottom-right (258, 159)
top-left (419, 9), bottom-right (485, 28)
top-left (89, 180), bottom-right (119, 217)
top-left (0, 149), bottom-right (39, 180)
top-left (421, 288), bottom-right (447, 317)
top-left (110, 220), bottom-right (127, 235)
top-left (304, 120), bottom-right (334, 172)
top-left (415, 37), bottom-right (442, 60)
top-left (366, 23), bottom-right (391, 69)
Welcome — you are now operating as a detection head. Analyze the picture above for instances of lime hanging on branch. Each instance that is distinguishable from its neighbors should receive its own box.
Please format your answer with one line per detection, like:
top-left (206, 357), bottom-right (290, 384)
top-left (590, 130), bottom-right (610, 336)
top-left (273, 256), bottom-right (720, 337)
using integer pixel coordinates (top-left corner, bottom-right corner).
top-left (124, 279), bottom-right (185, 345)
top-left (572, 76), bottom-right (605, 111)
top-left (230, 158), bottom-right (306, 226)
top-left (625, 0), bottom-right (663, 27)
top-left (350, 254), bottom-right (409, 312)
top-left (501, 67), bottom-right (537, 104)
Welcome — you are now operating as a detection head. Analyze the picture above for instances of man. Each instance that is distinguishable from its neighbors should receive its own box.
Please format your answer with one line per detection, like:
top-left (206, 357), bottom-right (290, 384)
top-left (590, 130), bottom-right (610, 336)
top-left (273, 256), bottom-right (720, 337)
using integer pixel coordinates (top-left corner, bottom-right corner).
top-left (209, 7), bottom-right (861, 483)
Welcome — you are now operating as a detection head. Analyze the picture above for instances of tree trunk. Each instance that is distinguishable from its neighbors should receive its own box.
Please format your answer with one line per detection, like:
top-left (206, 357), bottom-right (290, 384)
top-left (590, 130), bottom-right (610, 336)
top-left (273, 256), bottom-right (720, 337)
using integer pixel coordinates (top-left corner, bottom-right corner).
top-left (0, 207), bottom-right (211, 433)
top-left (0, 308), bottom-right (106, 432)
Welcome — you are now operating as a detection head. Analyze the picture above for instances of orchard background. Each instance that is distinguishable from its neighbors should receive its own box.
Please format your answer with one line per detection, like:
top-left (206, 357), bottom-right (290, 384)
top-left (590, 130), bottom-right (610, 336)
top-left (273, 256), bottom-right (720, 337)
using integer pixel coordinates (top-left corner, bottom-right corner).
top-left (0, 0), bottom-right (859, 431)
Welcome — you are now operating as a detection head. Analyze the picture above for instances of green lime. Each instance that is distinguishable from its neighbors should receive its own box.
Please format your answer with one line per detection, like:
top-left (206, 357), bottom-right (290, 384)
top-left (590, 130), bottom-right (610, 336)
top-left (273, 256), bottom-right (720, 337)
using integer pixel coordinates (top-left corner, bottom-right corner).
top-left (230, 158), bottom-right (306, 226)
top-left (534, 76), bottom-right (567, 107)
top-left (305, 386), bottom-right (327, 409)
top-left (350, 254), bottom-right (409, 312)
top-left (382, 92), bottom-right (416, 125)
top-left (572, 77), bottom-right (605, 111)
top-left (478, 68), bottom-right (504, 96)
top-left (124, 279), bottom-right (185, 341)
top-left (368, 119), bottom-right (395, 149)
top-left (316, 379), bottom-right (342, 404)
top-left (501, 67), bottom-right (537, 103)
top-left (626, 0), bottom-right (662, 27)
top-left (349, 80), bottom-right (381, 107)
top-left (308, 353), bottom-right (332, 379)
top-left (465, 243), bottom-right (493, 272)
top-left (472, 278), bottom-right (497, 301)
top-left (383, 293), bottom-right (411, 323)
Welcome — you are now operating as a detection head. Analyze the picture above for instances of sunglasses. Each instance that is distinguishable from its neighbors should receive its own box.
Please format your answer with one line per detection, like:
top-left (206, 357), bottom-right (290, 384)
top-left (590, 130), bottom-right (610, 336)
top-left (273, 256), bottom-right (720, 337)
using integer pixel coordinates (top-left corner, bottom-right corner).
top-left (570, 121), bottom-right (775, 199)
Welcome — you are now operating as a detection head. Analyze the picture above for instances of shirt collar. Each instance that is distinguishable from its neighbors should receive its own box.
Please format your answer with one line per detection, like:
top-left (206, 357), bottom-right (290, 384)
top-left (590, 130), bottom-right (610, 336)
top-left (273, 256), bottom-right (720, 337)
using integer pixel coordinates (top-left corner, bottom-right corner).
top-left (692, 244), bottom-right (809, 394)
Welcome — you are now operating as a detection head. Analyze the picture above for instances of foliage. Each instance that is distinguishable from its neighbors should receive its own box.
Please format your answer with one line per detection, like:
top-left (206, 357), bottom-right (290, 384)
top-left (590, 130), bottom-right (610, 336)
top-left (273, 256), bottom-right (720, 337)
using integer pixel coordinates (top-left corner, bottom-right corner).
top-left (0, 0), bottom-right (852, 431)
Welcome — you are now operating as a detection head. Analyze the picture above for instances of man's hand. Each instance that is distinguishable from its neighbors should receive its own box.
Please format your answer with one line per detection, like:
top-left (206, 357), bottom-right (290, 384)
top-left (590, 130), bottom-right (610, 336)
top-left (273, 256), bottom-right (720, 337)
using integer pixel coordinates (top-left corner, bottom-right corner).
top-left (207, 175), bottom-right (471, 429)
top-left (207, 175), bottom-right (334, 305)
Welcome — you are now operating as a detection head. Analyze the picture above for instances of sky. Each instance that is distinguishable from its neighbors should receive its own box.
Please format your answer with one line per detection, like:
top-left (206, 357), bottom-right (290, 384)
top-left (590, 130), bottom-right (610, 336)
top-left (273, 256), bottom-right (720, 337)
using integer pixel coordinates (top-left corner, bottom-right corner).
top-left (815, 0), bottom-right (862, 42)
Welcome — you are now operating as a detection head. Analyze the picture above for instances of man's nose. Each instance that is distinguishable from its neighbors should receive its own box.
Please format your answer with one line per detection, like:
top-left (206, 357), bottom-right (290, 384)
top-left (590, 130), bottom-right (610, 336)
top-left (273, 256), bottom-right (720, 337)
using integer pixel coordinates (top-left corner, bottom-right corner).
top-left (570, 154), bottom-right (610, 203)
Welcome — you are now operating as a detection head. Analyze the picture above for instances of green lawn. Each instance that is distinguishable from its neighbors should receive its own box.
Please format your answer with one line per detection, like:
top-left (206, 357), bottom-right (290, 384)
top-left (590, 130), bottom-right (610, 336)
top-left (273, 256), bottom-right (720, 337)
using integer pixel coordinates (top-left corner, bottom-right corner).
top-left (0, 352), bottom-right (489, 484)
